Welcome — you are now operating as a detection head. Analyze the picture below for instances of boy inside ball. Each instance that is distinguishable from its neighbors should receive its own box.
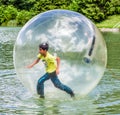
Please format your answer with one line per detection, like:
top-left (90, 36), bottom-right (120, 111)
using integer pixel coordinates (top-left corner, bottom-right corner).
top-left (27, 42), bottom-right (74, 98)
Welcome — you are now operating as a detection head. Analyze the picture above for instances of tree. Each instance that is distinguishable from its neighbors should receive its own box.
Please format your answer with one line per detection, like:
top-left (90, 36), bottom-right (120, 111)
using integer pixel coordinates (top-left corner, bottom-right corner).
top-left (5, 5), bottom-right (17, 20)
top-left (16, 10), bottom-right (35, 25)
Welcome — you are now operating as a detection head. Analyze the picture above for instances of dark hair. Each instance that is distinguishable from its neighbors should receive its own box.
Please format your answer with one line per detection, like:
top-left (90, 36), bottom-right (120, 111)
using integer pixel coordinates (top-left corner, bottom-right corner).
top-left (39, 42), bottom-right (49, 51)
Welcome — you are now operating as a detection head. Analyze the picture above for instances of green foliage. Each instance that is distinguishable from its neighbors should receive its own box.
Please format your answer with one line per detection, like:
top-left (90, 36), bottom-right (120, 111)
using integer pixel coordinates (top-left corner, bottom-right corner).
top-left (0, 5), bottom-right (17, 25)
top-left (16, 10), bottom-right (35, 25)
top-left (0, 5), bottom-right (5, 25)
top-left (68, 0), bottom-right (79, 11)
top-left (0, 0), bottom-right (120, 26)
top-left (7, 20), bottom-right (17, 26)
top-left (74, 0), bottom-right (120, 22)
top-left (4, 5), bottom-right (17, 21)
top-left (0, 0), bottom-right (12, 5)
top-left (31, 0), bottom-right (72, 13)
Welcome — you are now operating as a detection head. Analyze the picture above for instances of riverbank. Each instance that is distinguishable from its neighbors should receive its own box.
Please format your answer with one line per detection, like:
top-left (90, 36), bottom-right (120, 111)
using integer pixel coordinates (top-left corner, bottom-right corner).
top-left (96, 15), bottom-right (120, 29)
top-left (99, 28), bottom-right (120, 32)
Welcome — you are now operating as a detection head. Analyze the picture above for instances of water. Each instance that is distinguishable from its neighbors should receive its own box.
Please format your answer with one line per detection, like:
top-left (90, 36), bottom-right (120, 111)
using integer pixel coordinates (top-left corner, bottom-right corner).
top-left (0, 27), bottom-right (120, 115)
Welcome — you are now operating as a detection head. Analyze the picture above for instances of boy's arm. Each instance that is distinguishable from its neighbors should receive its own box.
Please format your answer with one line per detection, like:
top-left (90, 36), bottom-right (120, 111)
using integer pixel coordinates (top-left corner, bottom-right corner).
top-left (56, 57), bottom-right (60, 74)
top-left (27, 58), bottom-right (40, 68)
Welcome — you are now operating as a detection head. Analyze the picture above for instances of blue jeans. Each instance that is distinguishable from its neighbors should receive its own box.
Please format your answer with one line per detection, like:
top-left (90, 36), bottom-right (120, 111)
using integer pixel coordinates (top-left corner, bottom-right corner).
top-left (37, 71), bottom-right (74, 96)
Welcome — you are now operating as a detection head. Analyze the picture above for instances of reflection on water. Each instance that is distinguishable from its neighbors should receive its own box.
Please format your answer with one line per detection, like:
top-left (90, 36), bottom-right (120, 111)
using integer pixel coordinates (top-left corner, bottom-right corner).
top-left (93, 69), bottom-right (120, 111)
top-left (0, 27), bottom-right (120, 114)
top-left (103, 32), bottom-right (120, 69)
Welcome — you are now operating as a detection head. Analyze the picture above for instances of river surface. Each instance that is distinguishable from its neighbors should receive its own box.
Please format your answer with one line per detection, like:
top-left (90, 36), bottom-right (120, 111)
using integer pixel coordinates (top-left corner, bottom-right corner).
top-left (0, 27), bottom-right (120, 115)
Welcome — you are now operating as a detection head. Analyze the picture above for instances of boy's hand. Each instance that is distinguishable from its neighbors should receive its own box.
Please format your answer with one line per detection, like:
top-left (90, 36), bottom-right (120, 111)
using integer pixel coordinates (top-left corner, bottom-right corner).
top-left (26, 59), bottom-right (40, 69)
top-left (56, 69), bottom-right (60, 75)
top-left (56, 57), bottom-right (60, 75)
top-left (26, 65), bottom-right (33, 69)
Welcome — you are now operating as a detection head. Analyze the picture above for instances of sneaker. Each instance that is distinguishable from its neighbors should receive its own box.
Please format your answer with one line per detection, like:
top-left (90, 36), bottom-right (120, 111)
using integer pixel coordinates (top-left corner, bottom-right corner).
top-left (70, 92), bottom-right (75, 97)
top-left (40, 95), bottom-right (45, 99)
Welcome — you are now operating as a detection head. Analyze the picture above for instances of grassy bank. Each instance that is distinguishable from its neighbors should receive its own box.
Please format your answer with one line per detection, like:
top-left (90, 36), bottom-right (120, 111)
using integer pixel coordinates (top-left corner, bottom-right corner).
top-left (96, 15), bottom-right (120, 28)
top-left (103, 32), bottom-right (120, 69)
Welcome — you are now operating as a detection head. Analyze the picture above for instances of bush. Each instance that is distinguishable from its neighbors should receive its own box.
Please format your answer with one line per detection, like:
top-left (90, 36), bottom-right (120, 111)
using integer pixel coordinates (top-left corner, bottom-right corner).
top-left (7, 20), bottom-right (17, 26)
top-left (0, 0), bottom-right (120, 25)
top-left (4, 5), bottom-right (17, 21)
top-left (0, 5), bottom-right (5, 25)
top-left (16, 10), bottom-right (35, 25)
top-left (0, 5), bottom-right (18, 26)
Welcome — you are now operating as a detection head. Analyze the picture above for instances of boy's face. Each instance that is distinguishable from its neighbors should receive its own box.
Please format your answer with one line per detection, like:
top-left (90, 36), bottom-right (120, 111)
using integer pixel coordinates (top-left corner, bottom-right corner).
top-left (39, 48), bottom-right (46, 55)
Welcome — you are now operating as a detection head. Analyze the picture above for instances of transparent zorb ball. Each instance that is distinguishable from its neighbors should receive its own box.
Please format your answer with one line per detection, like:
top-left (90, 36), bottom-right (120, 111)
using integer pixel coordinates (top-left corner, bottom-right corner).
top-left (13, 10), bottom-right (107, 97)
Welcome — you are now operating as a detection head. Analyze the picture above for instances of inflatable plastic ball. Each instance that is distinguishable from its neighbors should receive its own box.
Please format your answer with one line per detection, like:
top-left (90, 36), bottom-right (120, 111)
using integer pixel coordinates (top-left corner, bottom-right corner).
top-left (13, 10), bottom-right (107, 98)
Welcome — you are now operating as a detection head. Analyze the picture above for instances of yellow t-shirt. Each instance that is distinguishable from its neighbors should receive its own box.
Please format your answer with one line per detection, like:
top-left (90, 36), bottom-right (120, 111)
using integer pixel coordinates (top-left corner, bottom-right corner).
top-left (37, 52), bottom-right (57, 73)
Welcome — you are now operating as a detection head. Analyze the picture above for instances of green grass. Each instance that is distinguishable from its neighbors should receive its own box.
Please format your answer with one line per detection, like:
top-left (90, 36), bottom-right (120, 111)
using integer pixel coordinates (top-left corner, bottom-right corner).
top-left (96, 15), bottom-right (120, 28)
top-left (103, 32), bottom-right (120, 69)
